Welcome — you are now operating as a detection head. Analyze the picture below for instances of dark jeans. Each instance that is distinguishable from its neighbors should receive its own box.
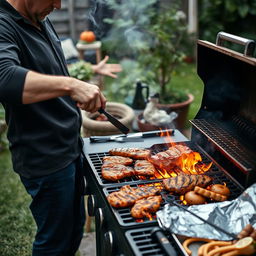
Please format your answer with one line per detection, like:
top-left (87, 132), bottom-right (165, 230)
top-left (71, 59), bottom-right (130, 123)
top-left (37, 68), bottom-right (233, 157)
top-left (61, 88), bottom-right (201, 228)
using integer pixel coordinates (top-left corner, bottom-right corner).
top-left (20, 157), bottom-right (86, 256)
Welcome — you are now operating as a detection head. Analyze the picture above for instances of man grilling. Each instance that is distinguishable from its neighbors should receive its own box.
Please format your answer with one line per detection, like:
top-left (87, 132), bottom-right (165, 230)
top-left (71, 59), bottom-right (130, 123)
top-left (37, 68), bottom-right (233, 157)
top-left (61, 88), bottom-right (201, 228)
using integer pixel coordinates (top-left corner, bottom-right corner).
top-left (0, 0), bottom-right (120, 255)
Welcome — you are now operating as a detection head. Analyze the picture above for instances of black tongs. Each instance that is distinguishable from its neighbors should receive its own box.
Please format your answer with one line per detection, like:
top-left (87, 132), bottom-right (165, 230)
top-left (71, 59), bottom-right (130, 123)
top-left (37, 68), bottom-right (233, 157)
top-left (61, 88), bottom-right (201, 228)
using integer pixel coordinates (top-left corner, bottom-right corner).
top-left (98, 107), bottom-right (129, 135)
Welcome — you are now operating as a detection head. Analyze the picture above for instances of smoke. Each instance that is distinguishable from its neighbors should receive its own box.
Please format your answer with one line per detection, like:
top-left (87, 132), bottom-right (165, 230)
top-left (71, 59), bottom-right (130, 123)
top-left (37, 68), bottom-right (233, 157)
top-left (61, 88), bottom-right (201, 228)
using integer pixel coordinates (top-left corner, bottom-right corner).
top-left (84, 0), bottom-right (158, 57)
top-left (84, 0), bottom-right (108, 38)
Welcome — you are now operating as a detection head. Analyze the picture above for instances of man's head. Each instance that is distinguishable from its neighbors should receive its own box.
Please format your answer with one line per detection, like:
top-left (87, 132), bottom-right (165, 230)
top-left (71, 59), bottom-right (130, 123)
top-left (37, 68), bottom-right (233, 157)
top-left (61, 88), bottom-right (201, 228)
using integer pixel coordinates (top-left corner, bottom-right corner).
top-left (8, 0), bottom-right (61, 23)
top-left (25, 0), bottom-right (61, 21)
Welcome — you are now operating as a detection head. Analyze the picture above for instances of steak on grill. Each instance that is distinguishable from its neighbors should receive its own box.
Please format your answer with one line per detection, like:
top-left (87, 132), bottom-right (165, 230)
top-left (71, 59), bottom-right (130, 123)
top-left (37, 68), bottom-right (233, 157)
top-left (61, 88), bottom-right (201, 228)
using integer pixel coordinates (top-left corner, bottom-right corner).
top-left (134, 160), bottom-right (156, 176)
top-left (162, 174), bottom-right (212, 194)
top-left (102, 164), bottom-right (134, 181)
top-left (102, 156), bottom-right (133, 166)
top-left (107, 185), bottom-right (162, 208)
top-left (149, 144), bottom-right (192, 170)
top-left (109, 148), bottom-right (151, 159)
top-left (130, 195), bottom-right (162, 219)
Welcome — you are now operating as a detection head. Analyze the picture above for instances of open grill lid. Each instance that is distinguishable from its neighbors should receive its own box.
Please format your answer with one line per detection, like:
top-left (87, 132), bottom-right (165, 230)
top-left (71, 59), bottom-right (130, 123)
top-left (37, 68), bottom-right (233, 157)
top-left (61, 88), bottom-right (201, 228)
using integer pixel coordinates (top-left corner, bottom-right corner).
top-left (191, 32), bottom-right (256, 187)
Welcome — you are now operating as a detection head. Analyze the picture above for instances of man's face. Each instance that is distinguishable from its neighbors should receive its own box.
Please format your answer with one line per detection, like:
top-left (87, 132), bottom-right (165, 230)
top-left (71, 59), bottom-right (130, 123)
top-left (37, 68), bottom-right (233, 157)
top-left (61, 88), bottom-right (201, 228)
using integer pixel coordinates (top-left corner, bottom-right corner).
top-left (25, 0), bottom-right (61, 21)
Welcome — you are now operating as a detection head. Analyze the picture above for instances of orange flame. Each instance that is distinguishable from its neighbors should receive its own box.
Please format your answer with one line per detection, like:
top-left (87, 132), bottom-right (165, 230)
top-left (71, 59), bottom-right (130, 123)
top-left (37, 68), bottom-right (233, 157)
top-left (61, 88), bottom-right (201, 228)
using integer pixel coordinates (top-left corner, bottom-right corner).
top-left (175, 151), bottom-right (213, 175)
top-left (145, 212), bottom-right (153, 221)
top-left (180, 195), bottom-right (188, 205)
top-left (150, 131), bottom-right (213, 177)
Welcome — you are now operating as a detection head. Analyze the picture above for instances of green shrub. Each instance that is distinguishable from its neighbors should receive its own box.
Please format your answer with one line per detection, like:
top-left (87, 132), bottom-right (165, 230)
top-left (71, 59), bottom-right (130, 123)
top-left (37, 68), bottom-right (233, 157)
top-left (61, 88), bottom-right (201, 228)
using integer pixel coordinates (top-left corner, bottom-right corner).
top-left (68, 61), bottom-right (93, 81)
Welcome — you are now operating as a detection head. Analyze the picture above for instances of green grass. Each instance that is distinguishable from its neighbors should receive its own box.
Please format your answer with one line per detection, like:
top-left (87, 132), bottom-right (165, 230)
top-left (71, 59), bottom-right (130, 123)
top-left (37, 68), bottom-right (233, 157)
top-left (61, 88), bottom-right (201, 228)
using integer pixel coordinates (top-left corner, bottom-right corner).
top-left (0, 150), bottom-right (35, 256)
top-left (0, 149), bottom-right (94, 255)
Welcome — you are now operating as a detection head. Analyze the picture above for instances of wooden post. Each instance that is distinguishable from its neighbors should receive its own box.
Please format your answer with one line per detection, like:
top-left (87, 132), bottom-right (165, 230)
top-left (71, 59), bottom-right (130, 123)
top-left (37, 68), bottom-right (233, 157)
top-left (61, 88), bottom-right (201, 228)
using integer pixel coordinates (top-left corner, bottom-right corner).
top-left (68, 0), bottom-right (75, 40)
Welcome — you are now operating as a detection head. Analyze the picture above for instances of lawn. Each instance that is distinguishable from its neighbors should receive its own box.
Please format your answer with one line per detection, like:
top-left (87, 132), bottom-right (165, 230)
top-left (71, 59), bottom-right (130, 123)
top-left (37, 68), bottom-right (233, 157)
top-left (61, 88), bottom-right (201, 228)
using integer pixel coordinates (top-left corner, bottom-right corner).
top-left (0, 150), bottom-right (34, 256)
top-left (171, 62), bottom-right (204, 127)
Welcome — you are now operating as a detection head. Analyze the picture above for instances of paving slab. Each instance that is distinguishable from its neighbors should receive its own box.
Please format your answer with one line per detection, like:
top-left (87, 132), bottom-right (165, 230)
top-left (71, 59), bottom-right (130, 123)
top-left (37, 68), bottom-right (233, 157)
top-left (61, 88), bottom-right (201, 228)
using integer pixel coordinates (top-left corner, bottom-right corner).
top-left (79, 232), bottom-right (96, 256)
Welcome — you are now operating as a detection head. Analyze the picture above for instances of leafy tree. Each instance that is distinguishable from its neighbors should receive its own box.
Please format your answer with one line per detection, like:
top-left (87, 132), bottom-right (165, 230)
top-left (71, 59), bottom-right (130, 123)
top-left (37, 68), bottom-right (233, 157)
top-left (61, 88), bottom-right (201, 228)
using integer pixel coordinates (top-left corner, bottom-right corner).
top-left (199, 0), bottom-right (256, 51)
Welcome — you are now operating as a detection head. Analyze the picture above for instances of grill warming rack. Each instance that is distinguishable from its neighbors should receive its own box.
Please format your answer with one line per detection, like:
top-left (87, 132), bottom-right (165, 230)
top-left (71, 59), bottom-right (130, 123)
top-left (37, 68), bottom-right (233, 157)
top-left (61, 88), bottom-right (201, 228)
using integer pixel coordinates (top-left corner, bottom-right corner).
top-left (191, 119), bottom-right (256, 172)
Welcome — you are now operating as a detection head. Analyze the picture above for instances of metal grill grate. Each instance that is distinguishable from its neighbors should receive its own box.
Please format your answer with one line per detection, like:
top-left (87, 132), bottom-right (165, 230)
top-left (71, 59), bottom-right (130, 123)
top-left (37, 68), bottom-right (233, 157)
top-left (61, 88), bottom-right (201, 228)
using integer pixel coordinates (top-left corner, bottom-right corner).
top-left (86, 141), bottom-right (218, 187)
top-left (191, 119), bottom-right (256, 171)
top-left (125, 227), bottom-right (186, 256)
top-left (102, 166), bottom-right (243, 228)
top-left (86, 152), bottom-right (142, 186)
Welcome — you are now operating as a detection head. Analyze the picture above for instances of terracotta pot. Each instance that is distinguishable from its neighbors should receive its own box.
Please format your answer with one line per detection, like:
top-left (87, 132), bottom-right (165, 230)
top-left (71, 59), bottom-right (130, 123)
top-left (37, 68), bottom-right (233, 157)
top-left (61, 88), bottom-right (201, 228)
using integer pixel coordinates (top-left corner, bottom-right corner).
top-left (137, 94), bottom-right (194, 132)
top-left (82, 102), bottom-right (135, 137)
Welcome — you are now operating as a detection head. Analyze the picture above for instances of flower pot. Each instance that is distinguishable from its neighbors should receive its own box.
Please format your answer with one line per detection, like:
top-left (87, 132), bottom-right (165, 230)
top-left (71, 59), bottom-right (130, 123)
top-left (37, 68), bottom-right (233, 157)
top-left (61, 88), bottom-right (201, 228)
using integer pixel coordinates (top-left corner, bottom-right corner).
top-left (137, 93), bottom-right (194, 132)
top-left (82, 102), bottom-right (135, 137)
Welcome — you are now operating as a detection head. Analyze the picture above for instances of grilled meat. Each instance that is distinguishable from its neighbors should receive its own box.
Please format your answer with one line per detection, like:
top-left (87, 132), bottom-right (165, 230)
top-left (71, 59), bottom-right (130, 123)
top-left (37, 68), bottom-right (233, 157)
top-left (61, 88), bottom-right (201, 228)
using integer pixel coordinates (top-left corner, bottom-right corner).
top-left (107, 185), bottom-right (162, 208)
top-left (162, 174), bottom-right (212, 194)
top-left (131, 195), bottom-right (162, 219)
top-left (101, 164), bottom-right (134, 181)
top-left (109, 148), bottom-right (151, 160)
top-left (149, 144), bottom-right (192, 170)
top-left (134, 160), bottom-right (156, 176)
top-left (102, 156), bottom-right (133, 166)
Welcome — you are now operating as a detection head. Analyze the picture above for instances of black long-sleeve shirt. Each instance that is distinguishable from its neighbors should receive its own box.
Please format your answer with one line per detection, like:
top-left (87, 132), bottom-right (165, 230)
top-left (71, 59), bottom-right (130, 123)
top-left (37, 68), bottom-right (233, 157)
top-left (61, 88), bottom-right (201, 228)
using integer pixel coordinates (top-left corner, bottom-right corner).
top-left (0, 0), bottom-right (82, 178)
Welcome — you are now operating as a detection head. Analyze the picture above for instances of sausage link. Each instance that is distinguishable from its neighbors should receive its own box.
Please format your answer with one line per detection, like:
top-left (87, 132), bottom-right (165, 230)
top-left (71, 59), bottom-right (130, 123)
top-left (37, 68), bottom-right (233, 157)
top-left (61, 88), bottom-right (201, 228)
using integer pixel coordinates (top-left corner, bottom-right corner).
top-left (194, 186), bottom-right (227, 202)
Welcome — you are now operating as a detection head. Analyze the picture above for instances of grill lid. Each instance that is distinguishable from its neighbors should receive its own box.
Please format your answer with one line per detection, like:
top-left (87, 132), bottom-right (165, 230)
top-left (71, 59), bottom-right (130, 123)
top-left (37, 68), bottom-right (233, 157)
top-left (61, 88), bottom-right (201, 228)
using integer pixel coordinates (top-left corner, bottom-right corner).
top-left (192, 33), bottom-right (256, 185)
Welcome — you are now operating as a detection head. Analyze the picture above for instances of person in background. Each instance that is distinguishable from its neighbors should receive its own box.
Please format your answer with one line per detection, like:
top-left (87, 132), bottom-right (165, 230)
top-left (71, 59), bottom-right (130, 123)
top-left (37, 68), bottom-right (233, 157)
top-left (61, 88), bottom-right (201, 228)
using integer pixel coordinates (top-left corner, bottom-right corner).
top-left (0, 0), bottom-right (120, 255)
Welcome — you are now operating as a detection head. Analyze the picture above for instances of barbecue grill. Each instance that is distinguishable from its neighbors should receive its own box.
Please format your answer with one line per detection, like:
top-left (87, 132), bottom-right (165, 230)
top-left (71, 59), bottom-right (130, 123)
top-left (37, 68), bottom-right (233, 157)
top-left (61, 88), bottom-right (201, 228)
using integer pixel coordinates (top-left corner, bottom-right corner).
top-left (82, 32), bottom-right (256, 256)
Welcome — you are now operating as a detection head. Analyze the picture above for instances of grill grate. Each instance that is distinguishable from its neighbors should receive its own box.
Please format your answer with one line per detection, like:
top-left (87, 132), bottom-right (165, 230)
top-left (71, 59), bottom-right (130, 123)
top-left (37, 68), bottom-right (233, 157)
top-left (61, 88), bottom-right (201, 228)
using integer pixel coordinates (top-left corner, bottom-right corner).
top-left (125, 227), bottom-right (186, 256)
top-left (102, 165), bottom-right (243, 228)
top-left (191, 119), bottom-right (256, 171)
top-left (86, 141), bottom-right (217, 187)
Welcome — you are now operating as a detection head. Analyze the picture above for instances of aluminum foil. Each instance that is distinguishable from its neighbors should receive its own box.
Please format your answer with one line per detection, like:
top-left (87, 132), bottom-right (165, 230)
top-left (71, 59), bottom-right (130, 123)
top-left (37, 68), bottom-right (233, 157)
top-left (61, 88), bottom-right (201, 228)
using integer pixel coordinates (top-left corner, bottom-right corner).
top-left (157, 183), bottom-right (256, 241)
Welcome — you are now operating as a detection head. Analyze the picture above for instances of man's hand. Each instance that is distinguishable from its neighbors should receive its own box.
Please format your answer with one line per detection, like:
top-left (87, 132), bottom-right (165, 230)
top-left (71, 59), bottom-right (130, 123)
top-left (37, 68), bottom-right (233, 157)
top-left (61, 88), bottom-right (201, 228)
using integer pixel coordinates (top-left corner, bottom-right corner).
top-left (92, 56), bottom-right (122, 78)
top-left (70, 78), bottom-right (106, 113)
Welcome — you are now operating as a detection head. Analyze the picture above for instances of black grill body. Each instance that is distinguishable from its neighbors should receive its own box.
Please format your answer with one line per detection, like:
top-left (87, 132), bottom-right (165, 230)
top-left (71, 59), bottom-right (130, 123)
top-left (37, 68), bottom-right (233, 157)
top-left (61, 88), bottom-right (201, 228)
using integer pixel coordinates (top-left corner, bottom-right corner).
top-left (83, 139), bottom-right (244, 256)
top-left (82, 36), bottom-right (256, 256)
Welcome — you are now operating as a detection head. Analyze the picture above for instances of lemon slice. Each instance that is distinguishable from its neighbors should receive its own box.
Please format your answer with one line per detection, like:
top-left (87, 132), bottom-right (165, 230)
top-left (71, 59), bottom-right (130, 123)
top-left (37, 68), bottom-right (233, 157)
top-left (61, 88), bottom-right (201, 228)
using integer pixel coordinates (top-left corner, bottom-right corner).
top-left (235, 237), bottom-right (254, 249)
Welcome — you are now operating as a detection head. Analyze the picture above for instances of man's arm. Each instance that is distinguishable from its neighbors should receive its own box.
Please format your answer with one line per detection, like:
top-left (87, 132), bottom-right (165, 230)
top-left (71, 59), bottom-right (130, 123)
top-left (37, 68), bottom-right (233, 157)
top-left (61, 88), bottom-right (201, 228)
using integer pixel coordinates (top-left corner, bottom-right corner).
top-left (23, 71), bottom-right (106, 113)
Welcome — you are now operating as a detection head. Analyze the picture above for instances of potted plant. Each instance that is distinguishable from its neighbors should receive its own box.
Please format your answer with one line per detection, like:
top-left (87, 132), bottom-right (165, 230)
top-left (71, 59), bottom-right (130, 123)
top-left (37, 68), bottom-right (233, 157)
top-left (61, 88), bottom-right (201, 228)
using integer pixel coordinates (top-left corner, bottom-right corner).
top-left (103, 0), bottom-right (194, 130)
top-left (68, 60), bottom-right (94, 81)
top-left (136, 1), bottom-right (194, 130)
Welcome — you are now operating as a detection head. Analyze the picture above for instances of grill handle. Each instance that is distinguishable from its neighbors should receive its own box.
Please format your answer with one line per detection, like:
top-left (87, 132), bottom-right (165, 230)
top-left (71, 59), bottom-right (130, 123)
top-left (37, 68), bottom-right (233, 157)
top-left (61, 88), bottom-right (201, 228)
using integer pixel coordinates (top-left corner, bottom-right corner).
top-left (216, 31), bottom-right (255, 57)
top-left (151, 227), bottom-right (178, 256)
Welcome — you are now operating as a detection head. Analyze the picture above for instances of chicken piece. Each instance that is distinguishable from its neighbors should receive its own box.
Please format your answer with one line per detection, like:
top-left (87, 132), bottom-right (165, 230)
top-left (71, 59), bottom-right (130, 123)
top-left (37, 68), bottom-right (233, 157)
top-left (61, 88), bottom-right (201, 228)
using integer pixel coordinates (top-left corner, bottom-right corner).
top-left (109, 148), bottom-right (151, 160)
top-left (107, 185), bottom-right (162, 208)
top-left (102, 156), bottom-right (133, 166)
top-left (101, 164), bottom-right (134, 181)
top-left (131, 195), bottom-right (162, 218)
top-left (134, 160), bottom-right (156, 176)
top-left (162, 174), bottom-right (212, 194)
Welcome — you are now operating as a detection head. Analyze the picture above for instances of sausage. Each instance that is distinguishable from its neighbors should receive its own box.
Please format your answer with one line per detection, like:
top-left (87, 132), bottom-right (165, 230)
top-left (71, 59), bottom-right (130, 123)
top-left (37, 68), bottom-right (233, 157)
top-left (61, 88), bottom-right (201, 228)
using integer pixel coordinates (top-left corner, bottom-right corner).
top-left (194, 186), bottom-right (227, 202)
